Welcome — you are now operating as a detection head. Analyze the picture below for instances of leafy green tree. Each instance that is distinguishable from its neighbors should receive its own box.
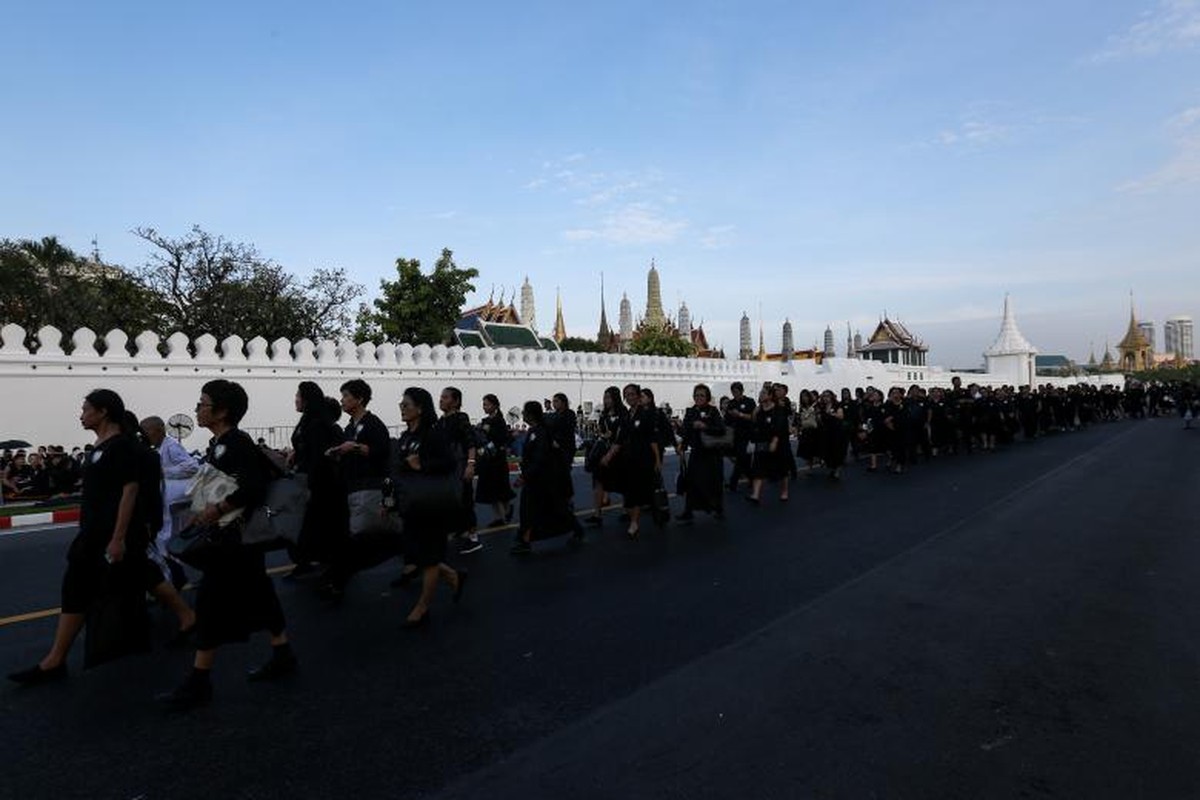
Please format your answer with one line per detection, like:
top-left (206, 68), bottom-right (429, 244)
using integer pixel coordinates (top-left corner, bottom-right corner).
top-left (134, 226), bottom-right (362, 342)
top-left (558, 336), bottom-right (605, 353)
top-left (0, 236), bottom-right (165, 348)
top-left (357, 248), bottom-right (479, 345)
top-left (629, 328), bottom-right (695, 357)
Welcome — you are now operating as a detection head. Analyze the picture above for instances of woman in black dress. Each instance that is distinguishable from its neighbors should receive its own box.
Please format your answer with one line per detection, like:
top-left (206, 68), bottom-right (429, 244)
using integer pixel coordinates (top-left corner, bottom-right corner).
top-left (817, 390), bottom-right (848, 480)
top-left (159, 379), bottom-right (294, 711)
top-left (438, 387), bottom-right (482, 556)
top-left (861, 389), bottom-right (888, 472)
top-left (676, 384), bottom-right (726, 520)
top-left (748, 388), bottom-right (791, 503)
top-left (793, 390), bottom-right (820, 472)
top-left (289, 381), bottom-right (348, 576)
top-left (883, 387), bottom-right (909, 474)
top-left (928, 387), bottom-right (954, 456)
top-left (587, 386), bottom-right (627, 526)
top-left (474, 393), bottom-right (515, 529)
top-left (601, 383), bottom-right (659, 539)
top-left (8, 390), bottom-right (144, 686)
top-left (395, 387), bottom-right (467, 627)
top-left (510, 401), bottom-right (585, 554)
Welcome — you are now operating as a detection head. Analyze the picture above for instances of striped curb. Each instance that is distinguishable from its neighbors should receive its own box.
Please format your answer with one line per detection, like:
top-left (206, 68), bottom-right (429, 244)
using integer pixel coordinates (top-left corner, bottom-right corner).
top-left (0, 508), bottom-right (80, 529)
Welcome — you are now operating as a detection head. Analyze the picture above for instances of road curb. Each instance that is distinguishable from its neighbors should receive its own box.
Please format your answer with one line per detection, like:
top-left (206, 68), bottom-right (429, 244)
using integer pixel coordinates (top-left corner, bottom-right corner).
top-left (0, 508), bottom-right (81, 529)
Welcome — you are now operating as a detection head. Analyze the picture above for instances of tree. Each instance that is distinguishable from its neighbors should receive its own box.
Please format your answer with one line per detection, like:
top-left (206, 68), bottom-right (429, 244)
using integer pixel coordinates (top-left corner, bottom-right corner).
top-left (629, 329), bottom-right (696, 357)
top-left (558, 336), bottom-right (605, 353)
top-left (357, 248), bottom-right (478, 345)
top-left (134, 226), bottom-right (362, 342)
top-left (0, 236), bottom-right (165, 348)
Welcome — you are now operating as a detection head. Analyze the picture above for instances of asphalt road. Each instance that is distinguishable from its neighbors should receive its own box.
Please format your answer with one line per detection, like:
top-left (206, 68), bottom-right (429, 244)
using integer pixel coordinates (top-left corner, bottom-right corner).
top-left (2, 418), bottom-right (1197, 799)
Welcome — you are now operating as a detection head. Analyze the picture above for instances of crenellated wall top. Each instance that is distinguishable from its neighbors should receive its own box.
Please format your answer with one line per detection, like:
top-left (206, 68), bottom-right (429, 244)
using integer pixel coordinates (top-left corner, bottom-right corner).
top-left (0, 323), bottom-right (757, 378)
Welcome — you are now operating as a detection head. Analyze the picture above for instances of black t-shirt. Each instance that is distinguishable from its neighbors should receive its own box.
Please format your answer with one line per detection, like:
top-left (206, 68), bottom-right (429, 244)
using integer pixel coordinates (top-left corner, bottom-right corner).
top-left (725, 396), bottom-right (757, 435)
top-left (207, 429), bottom-right (269, 513)
top-left (79, 435), bottom-right (139, 549)
top-left (341, 411), bottom-right (391, 489)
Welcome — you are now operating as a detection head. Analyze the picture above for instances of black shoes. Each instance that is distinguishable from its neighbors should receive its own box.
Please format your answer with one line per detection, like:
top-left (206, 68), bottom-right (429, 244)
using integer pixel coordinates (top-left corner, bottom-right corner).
top-left (458, 536), bottom-right (484, 555)
top-left (403, 611), bottom-right (430, 630)
top-left (157, 672), bottom-right (212, 712)
top-left (509, 541), bottom-right (532, 556)
top-left (247, 650), bottom-right (298, 682)
top-left (284, 562), bottom-right (317, 582)
top-left (7, 662), bottom-right (67, 686)
top-left (585, 515), bottom-right (603, 526)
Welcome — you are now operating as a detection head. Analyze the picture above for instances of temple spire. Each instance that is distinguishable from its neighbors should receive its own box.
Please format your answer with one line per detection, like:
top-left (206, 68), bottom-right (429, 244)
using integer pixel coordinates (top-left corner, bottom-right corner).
top-left (553, 287), bottom-right (567, 343)
top-left (597, 273), bottom-right (611, 343)
top-left (520, 276), bottom-right (536, 331)
top-left (644, 259), bottom-right (666, 328)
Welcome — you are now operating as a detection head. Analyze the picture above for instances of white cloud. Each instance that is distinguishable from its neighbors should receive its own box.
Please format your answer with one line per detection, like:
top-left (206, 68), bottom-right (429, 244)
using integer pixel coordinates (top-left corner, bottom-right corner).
top-left (699, 224), bottom-right (736, 249)
top-left (936, 119), bottom-right (1010, 148)
top-left (1118, 106), bottom-right (1200, 193)
top-left (1091, 0), bottom-right (1200, 62)
top-left (562, 203), bottom-right (687, 245)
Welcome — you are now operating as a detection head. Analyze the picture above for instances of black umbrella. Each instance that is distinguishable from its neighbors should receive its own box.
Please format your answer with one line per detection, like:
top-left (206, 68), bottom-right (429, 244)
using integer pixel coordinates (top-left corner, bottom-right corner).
top-left (0, 439), bottom-right (32, 449)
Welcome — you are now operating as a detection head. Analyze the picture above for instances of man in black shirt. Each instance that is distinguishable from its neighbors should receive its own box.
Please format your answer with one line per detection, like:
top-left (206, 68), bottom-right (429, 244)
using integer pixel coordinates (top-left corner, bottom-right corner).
top-left (724, 382), bottom-right (756, 491)
top-left (8, 389), bottom-right (142, 685)
top-left (328, 379), bottom-right (392, 537)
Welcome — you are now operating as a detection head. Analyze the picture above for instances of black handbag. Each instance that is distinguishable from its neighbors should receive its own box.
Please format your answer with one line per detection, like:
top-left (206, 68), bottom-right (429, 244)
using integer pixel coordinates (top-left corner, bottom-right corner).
top-left (84, 561), bottom-right (150, 669)
top-left (699, 428), bottom-right (734, 452)
top-left (393, 471), bottom-right (462, 518)
top-left (167, 522), bottom-right (240, 570)
top-left (651, 472), bottom-right (670, 526)
top-left (583, 439), bottom-right (609, 473)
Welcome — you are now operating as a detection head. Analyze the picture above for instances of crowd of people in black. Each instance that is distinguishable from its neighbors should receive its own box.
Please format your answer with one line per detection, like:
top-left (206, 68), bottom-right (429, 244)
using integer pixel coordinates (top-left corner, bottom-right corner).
top-left (5, 375), bottom-right (1197, 711)
top-left (0, 445), bottom-right (86, 503)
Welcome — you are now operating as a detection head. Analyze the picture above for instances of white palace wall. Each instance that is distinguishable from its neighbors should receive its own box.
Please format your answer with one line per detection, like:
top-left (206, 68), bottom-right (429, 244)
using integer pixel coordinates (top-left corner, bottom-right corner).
top-left (0, 323), bottom-right (1118, 449)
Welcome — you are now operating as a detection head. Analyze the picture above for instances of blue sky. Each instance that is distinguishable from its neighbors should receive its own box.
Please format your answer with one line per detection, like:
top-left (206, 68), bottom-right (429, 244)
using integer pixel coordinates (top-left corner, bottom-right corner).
top-left (2, 0), bottom-right (1198, 366)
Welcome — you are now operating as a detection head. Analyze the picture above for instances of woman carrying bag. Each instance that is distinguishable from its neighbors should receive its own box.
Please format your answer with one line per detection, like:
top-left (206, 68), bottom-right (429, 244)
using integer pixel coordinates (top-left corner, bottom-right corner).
top-left (675, 384), bottom-right (726, 521)
top-left (158, 379), bottom-right (294, 712)
top-left (474, 393), bottom-right (515, 529)
top-left (392, 387), bottom-right (467, 629)
top-left (585, 386), bottom-right (627, 526)
top-left (510, 401), bottom-right (585, 554)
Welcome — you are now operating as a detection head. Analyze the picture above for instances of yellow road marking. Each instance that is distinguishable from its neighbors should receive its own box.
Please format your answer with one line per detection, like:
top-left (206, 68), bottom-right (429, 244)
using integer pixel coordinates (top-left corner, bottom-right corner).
top-left (0, 503), bottom-right (650, 629)
top-left (0, 608), bottom-right (61, 627)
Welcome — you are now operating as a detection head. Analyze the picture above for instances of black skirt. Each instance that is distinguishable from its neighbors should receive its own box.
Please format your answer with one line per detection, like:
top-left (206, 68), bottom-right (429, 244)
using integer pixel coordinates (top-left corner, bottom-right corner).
top-left (194, 539), bottom-right (286, 650)
top-left (474, 455), bottom-right (514, 504)
top-left (681, 447), bottom-right (724, 512)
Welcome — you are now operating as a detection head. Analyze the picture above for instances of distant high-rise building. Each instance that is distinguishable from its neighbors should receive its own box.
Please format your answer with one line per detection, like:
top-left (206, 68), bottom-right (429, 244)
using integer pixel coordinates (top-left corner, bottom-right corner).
top-left (677, 302), bottom-right (692, 341)
top-left (644, 260), bottom-right (666, 328)
top-left (823, 325), bottom-right (835, 358)
top-left (781, 319), bottom-right (794, 361)
top-left (618, 292), bottom-right (633, 345)
top-left (1137, 321), bottom-right (1156, 353)
top-left (1165, 315), bottom-right (1195, 360)
top-left (520, 276), bottom-right (536, 331)
top-left (738, 312), bottom-right (752, 360)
